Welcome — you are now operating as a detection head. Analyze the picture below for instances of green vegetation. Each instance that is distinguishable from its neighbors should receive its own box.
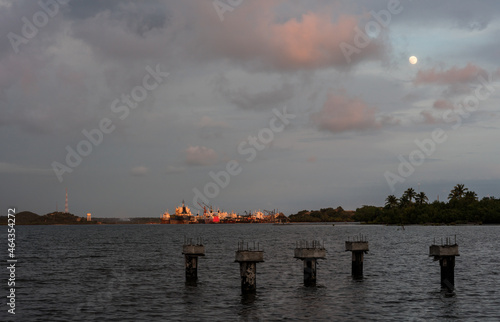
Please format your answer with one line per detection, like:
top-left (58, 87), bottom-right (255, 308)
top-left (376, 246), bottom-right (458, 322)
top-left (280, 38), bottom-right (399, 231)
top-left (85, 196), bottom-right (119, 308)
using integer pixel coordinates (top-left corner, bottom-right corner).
top-left (4, 184), bottom-right (498, 225)
top-left (0, 211), bottom-right (97, 225)
top-left (0, 212), bottom-right (165, 225)
top-left (354, 184), bottom-right (500, 224)
top-left (289, 207), bottom-right (355, 222)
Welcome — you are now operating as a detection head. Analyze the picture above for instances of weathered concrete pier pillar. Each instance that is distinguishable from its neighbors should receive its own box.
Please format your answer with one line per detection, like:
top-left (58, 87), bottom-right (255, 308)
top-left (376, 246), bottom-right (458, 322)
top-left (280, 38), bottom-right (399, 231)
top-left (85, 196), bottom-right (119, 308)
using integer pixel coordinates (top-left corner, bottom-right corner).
top-left (235, 242), bottom-right (264, 293)
top-left (345, 235), bottom-right (369, 278)
top-left (182, 237), bottom-right (205, 285)
top-left (430, 236), bottom-right (459, 290)
top-left (294, 240), bottom-right (326, 286)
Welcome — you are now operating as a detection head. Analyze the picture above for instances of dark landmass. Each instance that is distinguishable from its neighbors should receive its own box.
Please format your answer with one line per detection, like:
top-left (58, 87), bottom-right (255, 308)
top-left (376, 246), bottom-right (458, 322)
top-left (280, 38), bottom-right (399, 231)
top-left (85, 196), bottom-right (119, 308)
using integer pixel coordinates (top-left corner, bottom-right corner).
top-left (354, 184), bottom-right (500, 224)
top-left (289, 207), bottom-right (355, 222)
top-left (128, 217), bottom-right (162, 224)
top-left (0, 211), bottom-right (97, 225)
top-left (3, 184), bottom-right (498, 225)
top-left (0, 212), bottom-right (163, 225)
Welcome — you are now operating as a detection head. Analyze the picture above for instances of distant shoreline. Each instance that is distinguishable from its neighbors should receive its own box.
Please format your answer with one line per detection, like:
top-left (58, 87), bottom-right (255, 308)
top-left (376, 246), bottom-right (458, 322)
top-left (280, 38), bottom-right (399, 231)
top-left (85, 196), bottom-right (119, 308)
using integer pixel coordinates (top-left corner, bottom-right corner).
top-left (1, 207), bottom-right (496, 226)
top-left (1, 221), bottom-right (494, 226)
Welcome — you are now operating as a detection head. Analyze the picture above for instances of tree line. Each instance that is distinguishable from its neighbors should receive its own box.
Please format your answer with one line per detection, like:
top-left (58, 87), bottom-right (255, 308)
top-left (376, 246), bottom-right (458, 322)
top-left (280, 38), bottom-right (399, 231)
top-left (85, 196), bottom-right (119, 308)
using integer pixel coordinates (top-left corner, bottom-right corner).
top-left (0, 211), bottom-right (98, 225)
top-left (354, 184), bottom-right (500, 224)
top-left (289, 207), bottom-right (355, 222)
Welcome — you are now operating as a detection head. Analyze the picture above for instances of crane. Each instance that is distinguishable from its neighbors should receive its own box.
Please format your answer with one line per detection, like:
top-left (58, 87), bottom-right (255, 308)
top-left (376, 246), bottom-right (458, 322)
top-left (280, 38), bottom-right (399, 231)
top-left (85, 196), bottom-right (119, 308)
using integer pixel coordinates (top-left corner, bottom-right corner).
top-left (197, 202), bottom-right (207, 216)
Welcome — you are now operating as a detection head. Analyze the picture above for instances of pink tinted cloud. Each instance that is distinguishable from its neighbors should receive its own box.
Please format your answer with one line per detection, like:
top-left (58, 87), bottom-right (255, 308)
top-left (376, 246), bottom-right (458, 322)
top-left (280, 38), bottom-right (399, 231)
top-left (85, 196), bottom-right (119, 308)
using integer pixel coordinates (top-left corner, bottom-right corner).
top-left (420, 110), bottom-right (440, 124)
top-left (433, 99), bottom-right (454, 110)
top-left (185, 146), bottom-right (218, 166)
top-left (414, 63), bottom-right (485, 85)
top-left (193, 2), bottom-right (385, 70)
top-left (311, 91), bottom-right (382, 133)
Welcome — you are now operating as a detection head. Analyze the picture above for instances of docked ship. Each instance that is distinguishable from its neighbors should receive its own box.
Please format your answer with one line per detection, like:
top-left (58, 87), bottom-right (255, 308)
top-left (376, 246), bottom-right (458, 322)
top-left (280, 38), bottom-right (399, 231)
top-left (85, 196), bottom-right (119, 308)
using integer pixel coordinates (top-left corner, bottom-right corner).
top-left (199, 205), bottom-right (235, 223)
top-left (161, 210), bottom-right (170, 224)
top-left (198, 205), bottom-right (216, 224)
top-left (170, 200), bottom-right (192, 224)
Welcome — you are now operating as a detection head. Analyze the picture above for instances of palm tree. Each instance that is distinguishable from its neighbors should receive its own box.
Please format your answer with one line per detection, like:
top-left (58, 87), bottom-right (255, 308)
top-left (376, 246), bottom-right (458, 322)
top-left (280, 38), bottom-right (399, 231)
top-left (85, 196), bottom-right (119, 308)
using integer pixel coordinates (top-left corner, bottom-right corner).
top-left (448, 184), bottom-right (468, 200)
top-left (464, 191), bottom-right (478, 202)
top-left (385, 195), bottom-right (399, 209)
top-left (399, 195), bottom-right (411, 208)
top-left (415, 192), bottom-right (429, 205)
top-left (403, 188), bottom-right (417, 203)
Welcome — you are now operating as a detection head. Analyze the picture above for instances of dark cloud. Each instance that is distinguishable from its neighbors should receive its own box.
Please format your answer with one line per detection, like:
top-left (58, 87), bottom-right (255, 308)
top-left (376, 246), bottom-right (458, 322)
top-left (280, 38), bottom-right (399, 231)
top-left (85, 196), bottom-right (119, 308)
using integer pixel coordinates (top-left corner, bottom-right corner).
top-left (69, 1), bottom-right (170, 61)
top-left (390, 0), bottom-right (499, 31)
top-left (1, 0), bottom-right (499, 217)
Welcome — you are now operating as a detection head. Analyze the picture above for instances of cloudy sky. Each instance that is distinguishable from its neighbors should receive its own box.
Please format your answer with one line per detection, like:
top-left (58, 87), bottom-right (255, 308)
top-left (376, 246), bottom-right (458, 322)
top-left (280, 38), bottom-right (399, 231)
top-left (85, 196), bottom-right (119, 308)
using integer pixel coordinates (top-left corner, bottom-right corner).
top-left (1, 0), bottom-right (499, 218)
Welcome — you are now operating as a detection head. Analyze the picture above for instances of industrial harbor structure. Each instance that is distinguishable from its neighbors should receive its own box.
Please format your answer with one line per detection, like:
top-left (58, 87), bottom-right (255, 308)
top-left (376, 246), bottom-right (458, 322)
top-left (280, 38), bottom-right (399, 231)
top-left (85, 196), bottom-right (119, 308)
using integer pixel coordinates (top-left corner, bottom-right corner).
top-left (161, 201), bottom-right (284, 224)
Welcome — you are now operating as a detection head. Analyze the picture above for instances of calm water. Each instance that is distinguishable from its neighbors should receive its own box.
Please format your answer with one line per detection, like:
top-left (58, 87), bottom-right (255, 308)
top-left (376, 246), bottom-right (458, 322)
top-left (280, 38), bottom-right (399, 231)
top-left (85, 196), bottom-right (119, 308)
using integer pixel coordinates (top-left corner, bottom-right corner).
top-left (2, 224), bottom-right (499, 321)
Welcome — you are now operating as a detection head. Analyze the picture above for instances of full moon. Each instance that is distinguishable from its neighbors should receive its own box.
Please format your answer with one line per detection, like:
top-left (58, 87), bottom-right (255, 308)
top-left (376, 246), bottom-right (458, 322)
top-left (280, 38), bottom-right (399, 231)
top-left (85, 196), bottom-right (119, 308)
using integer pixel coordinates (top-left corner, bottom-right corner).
top-left (409, 56), bottom-right (418, 64)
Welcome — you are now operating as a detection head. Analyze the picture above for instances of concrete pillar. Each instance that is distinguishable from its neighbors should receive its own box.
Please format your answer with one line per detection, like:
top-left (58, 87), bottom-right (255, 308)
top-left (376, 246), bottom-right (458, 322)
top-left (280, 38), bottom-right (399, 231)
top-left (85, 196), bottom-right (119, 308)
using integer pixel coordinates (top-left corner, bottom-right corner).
top-left (239, 261), bottom-right (257, 292)
top-left (429, 242), bottom-right (459, 290)
top-left (294, 241), bottom-right (326, 286)
top-left (352, 251), bottom-right (364, 277)
top-left (185, 255), bottom-right (199, 282)
top-left (303, 258), bottom-right (317, 286)
top-left (345, 240), bottom-right (369, 278)
top-left (182, 242), bottom-right (205, 285)
top-left (439, 256), bottom-right (455, 287)
top-left (235, 247), bottom-right (264, 293)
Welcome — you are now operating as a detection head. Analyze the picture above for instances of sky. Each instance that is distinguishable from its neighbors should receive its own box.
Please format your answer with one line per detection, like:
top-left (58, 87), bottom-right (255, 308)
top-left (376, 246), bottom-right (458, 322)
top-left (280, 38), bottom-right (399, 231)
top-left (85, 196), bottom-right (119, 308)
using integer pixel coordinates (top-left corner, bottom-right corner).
top-left (1, 0), bottom-right (500, 218)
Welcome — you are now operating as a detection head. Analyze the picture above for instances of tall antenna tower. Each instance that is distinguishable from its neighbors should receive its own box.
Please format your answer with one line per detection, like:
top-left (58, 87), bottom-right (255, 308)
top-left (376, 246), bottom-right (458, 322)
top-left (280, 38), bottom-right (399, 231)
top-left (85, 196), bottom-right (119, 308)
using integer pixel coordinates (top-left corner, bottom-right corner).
top-left (65, 188), bottom-right (69, 213)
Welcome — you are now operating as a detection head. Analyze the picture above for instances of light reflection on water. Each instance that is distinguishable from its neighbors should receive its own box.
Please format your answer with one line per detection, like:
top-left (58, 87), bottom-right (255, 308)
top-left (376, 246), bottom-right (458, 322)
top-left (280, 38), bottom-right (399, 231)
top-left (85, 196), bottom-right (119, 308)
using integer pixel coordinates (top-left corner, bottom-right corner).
top-left (3, 224), bottom-right (499, 321)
